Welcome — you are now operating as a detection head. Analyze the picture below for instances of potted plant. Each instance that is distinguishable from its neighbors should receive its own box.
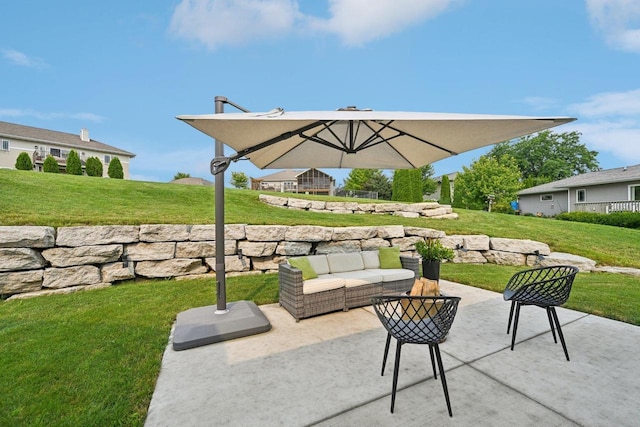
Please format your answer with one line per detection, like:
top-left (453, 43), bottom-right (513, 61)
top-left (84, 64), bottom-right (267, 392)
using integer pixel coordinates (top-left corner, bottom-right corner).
top-left (414, 238), bottom-right (455, 281)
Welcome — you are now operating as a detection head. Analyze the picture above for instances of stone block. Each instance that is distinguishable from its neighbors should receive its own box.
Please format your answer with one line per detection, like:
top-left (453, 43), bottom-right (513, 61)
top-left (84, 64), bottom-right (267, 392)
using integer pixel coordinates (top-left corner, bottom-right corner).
top-left (0, 269), bottom-right (43, 294)
top-left (0, 226), bottom-right (55, 248)
top-left (42, 244), bottom-right (123, 267)
top-left (139, 224), bottom-right (190, 242)
top-left (124, 242), bottom-right (176, 261)
top-left (43, 265), bottom-right (101, 288)
top-left (56, 225), bottom-right (139, 247)
top-left (0, 248), bottom-right (46, 272)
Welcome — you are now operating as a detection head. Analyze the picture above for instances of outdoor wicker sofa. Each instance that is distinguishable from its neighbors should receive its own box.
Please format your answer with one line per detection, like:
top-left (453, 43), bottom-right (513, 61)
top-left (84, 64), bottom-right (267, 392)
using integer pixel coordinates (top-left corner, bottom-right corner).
top-left (279, 250), bottom-right (419, 321)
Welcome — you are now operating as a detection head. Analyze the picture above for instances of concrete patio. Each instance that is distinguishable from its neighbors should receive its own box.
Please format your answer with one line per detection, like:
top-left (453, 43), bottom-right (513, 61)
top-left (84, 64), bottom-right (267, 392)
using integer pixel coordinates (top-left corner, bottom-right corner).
top-left (145, 280), bottom-right (640, 426)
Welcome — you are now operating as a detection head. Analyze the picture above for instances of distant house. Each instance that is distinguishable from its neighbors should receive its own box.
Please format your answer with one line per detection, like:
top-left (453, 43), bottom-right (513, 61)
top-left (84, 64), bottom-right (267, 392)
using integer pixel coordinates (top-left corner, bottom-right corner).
top-left (0, 120), bottom-right (135, 179)
top-left (425, 172), bottom-right (457, 201)
top-left (251, 168), bottom-right (335, 196)
top-left (518, 164), bottom-right (640, 216)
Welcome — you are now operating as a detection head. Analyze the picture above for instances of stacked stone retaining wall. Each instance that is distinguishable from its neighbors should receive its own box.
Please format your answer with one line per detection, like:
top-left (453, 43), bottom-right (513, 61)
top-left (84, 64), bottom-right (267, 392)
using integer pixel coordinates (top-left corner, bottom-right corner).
top-left (1, 224), bottom-right (591, 300)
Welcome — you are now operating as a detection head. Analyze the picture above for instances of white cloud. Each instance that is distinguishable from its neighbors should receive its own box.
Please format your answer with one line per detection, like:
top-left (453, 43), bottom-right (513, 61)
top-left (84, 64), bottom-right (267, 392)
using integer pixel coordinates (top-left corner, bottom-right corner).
top-left (169, 0), bottom-right (301, 49)
top-left (309, 0), bottom-right (458, 46)
top-left (572, 119), bottom-right (640, 163)
top-left (568, 88), bottom-right (640, 117)
top-left (586, 0), bottom-right (640, 52)
top-left (0, 108), bottom-right (105, 122)
top-left (563, 88), bottom-right (640, 164)
top-left (169, 0), bottom-right (459, 49)
top-left (1, 49), bottom-right (48, 68)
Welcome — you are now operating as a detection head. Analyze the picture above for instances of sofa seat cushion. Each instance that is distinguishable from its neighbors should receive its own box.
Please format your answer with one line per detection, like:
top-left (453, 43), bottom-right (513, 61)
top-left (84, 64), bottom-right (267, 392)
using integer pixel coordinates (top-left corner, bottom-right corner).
top-left (365, 268), bottom-right (415, 282)
top-left (302, 275), bottom-right (345, 294)
top-left (327, 252), bottom-right (365, 273)
top-left (330, 270), bottom-right (384, 288)
top-left (307, 255), bottom-right (330, 275)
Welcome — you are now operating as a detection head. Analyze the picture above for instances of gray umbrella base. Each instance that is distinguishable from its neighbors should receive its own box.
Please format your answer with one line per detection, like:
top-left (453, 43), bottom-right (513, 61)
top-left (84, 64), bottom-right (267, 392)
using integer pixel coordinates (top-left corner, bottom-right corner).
top-left (172, 300), bottom-right (271, 351)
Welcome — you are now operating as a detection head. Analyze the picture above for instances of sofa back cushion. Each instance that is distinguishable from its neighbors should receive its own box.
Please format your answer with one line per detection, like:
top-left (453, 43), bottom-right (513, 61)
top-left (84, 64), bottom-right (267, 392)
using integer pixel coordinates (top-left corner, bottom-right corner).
top-left (327, 252), bottom-right (365, 273)
top-left (361, 251), bottom-right (381, 269)
top-left (307, 255), bottom-right (330, 275)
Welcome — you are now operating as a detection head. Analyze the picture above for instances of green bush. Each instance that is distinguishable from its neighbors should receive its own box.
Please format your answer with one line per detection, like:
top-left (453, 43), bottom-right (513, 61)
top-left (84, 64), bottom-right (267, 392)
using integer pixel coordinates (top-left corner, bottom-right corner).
top-left (439, 174), bottom-right (451, 205)
top-left (15, 152), bottom-right (33, 170)
top-left (66, 150), bottom-right (82, 175)
top-left (85, 157), bottom-right (103, 177)
top-left (392, 169), bottom-right (423, 202)
top-left (557, 211), bottom-right (640, 229)
top-left (107, 157), bottom-right (124, 179)
top-left (43, 156), bottom-right (59, 173)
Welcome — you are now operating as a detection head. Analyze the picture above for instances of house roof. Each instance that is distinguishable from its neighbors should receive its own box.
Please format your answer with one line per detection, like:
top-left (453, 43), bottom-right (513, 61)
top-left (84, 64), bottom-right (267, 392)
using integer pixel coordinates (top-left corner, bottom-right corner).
top-left (170, 177), bottom-right (214, 186)
top-left (518, 164), bottom-right (640, 195)
top-left (0, 120), bottom-right (136, 157)
top-left (254, 170), bottom-right (304, 181)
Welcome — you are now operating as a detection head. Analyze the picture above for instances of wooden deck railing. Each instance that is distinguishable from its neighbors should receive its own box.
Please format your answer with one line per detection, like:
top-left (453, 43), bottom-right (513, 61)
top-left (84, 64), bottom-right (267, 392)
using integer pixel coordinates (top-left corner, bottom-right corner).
top-left (573, 201), bottom-right (640, 214)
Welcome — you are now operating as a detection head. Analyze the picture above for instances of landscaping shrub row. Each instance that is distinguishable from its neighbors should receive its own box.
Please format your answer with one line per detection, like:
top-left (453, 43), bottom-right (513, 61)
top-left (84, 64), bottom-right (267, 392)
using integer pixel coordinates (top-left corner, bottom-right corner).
top-left (557, 211), bottom-right (640, 229)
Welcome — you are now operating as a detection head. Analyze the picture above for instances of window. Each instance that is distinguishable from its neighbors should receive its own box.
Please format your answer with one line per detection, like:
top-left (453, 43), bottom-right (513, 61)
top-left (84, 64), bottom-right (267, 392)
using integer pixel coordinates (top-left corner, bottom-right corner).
top-left (576, 189), bottom-right (586, 203)
top-left (540, 194), bottom-right (553, 201)
top-left (631, 185), bottom-right (640, 201)
top-left (1, 140), bottom-right (9, 151)
top-left (50, 148), bottom-right (61, 157)
top-left (104, 155), bottom-right (111, 164)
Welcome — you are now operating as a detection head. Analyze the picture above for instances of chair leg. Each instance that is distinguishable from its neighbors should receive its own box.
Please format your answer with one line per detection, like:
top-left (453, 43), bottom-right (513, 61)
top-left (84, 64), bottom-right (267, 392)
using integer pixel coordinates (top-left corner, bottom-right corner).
top-left (511, 302), bottom-right (521, 351)
top-left (434, 344), bottom-right (453, 417)
top-left (546, 307), bottom-right (558, 343)
top-left (381, 333), bottom-right (391, 376)
top-left (550, 307), bottom-right (570, 361)
top-left (429, 344), bottom-right (438, 380)
top-left (507, 301), bottom-right (515, 334)
top-left (390, 341), bottom-right (403, 413)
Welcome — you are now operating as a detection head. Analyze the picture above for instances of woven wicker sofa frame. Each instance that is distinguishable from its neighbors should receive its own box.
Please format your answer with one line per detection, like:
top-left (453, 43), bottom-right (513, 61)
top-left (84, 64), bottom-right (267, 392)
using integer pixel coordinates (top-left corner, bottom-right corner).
top-left (279, 255), bottom-right (419, 321)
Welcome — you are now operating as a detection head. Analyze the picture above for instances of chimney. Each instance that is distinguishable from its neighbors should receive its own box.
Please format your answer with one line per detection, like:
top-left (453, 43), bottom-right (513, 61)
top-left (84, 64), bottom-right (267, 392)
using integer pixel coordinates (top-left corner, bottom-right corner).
top-left (80, 128), bottom-right (90, 142)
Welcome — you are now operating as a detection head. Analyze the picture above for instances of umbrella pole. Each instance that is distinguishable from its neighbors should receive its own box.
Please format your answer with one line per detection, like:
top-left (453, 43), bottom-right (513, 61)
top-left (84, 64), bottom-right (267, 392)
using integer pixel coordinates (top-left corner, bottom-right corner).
top-left (171, 96), bottom-right (271, 351)
top-left (214, 96), bottom-right (227, 314)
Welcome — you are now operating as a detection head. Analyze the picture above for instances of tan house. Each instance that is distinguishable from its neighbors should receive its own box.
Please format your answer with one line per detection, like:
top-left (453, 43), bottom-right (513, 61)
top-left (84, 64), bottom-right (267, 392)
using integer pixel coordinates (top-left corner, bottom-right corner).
top-left (0, 120), bottom-right (135, 178)
top-left (251, 168), bottom-right (335, 195)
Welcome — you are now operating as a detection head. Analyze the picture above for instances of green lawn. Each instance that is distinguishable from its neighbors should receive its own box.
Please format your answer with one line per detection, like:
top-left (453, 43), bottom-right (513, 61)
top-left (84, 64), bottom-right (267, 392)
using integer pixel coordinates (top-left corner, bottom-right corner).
top-left (1, 169), bottom-right (639, 426)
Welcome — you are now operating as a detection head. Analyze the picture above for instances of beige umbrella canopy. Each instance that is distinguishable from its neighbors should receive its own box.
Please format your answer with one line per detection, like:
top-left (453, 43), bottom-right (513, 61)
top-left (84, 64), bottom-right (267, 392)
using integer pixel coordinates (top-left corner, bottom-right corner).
top-left (177, 108), bottom-right (576, 171)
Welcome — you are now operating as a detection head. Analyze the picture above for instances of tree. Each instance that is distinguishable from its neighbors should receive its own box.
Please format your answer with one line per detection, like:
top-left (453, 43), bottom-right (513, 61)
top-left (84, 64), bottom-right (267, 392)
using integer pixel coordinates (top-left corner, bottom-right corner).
top-left (420, 164), bottom-right (438, 195)
top-left (43, 155), bottom-right (59, 173)
top-left (66, 150), bottom-right (82, 175)
top-left (453, 155), bottom-right (523, 212)
top-left (439, 174), bottom-right (452, 205)
top-left (488, 131), bottom-right (599, 186)
top-left (391, 169), bottom-right (423, 202)
top-left (15, 152), bottom-right (33, 170)
top-left (174, 172), bottom-right (191, 180)
top-left (108, 157), bottom-right (124, 179)
top-left (85, 156), bottom-right (103, 177)
top-left (230, 171), bottom-right (249, 189)
top-left (343, 169), bottom-right (392, 199)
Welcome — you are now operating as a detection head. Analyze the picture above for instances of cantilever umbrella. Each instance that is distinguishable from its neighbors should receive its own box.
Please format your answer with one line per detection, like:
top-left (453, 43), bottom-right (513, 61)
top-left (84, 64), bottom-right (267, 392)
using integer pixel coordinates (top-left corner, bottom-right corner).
top-left (173, 96), bottom-right (576, 350)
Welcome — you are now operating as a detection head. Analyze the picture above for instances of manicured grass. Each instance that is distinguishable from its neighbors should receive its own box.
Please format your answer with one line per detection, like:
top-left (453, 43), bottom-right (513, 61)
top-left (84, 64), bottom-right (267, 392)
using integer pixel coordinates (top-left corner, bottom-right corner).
top-left (1, 169), bottom-right (639, 268)
top-left (1, 169), bottom-right (639, 425)
top-left (0, 274), bottom-right (278, 427)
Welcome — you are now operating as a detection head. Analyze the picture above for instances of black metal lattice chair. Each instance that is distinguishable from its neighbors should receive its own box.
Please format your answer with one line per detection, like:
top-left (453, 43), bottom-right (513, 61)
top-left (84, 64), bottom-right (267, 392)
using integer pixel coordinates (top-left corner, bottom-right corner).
top-left (503, 265), bottom-right (578, 361)
top-left (371, 295), bottom-right (461, 416)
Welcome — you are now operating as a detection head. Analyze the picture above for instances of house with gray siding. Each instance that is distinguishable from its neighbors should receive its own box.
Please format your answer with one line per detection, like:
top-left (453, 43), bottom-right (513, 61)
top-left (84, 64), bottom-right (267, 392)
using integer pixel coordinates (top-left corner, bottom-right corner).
top-left (518, 164), bottom-right (640, 216)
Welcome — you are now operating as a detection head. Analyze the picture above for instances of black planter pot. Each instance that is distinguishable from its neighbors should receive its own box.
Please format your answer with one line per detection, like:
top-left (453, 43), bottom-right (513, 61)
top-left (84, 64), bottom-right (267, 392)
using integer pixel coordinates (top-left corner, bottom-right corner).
top-left (422, 260), bottom-right (441, 281)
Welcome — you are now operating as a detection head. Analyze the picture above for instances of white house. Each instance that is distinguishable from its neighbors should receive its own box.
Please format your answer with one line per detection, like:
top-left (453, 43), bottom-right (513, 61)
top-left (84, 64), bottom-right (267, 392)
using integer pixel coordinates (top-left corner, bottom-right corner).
top-left (0, 120), bottom-right (135, 179)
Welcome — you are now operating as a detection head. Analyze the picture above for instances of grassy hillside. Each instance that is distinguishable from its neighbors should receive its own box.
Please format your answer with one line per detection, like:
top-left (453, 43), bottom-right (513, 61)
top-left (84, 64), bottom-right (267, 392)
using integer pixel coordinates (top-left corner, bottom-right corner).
top-left (1, 169), bottom-right (639, 267)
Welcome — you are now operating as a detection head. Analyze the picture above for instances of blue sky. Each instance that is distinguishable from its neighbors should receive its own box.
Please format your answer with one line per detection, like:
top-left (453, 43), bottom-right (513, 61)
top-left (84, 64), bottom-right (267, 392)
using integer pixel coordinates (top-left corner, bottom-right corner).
top-left (2, 0), bottom-right (640, 186)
